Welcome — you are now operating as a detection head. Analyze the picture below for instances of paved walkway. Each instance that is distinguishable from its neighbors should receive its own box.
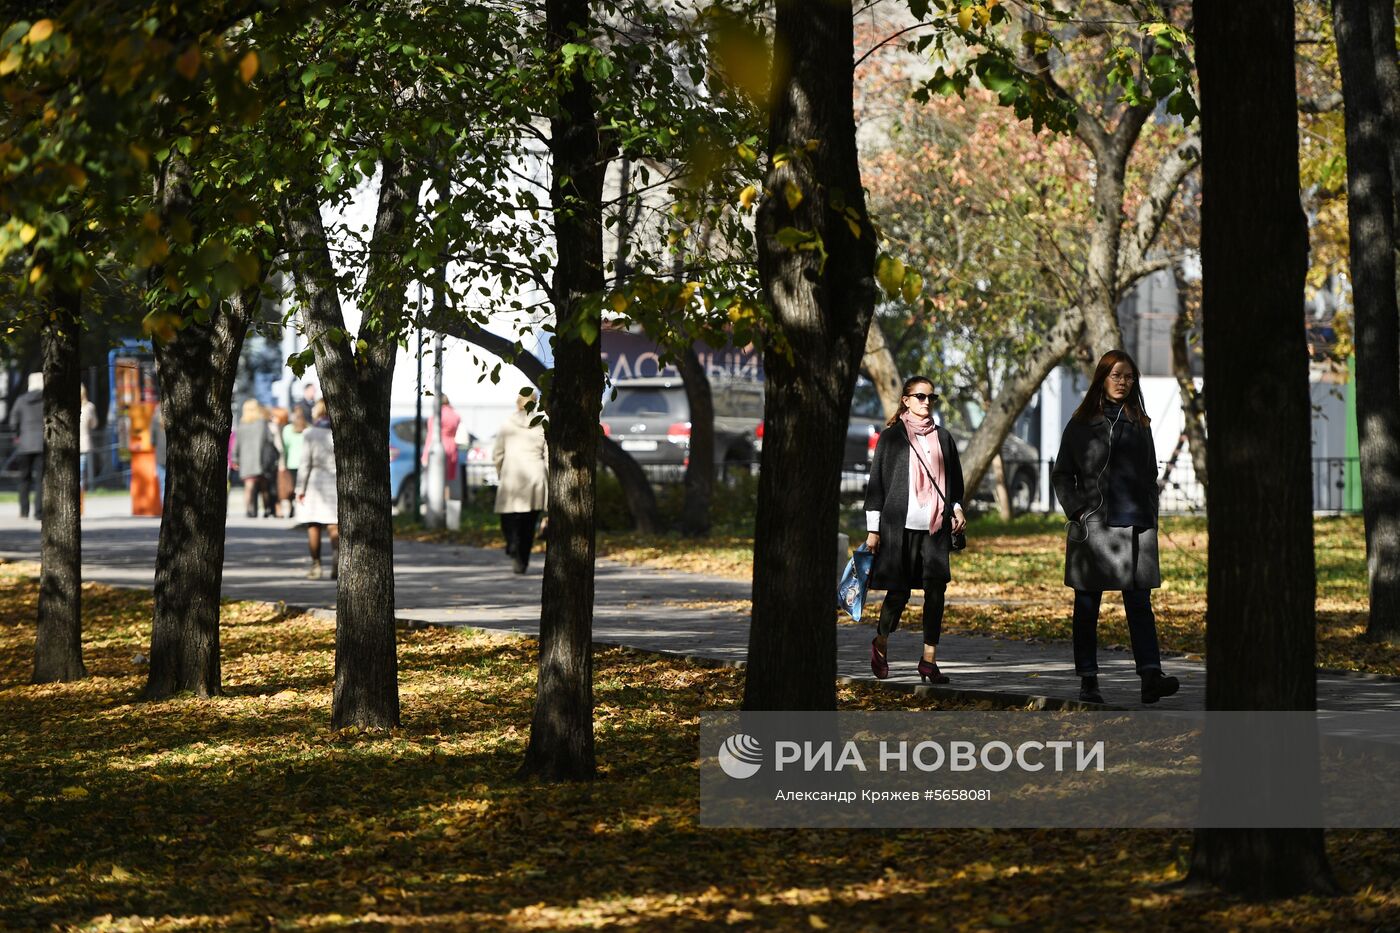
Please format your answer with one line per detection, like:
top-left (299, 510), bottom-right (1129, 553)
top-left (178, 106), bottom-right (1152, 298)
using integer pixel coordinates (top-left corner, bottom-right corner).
top-left (1, 494), bottom-right (1397, 712)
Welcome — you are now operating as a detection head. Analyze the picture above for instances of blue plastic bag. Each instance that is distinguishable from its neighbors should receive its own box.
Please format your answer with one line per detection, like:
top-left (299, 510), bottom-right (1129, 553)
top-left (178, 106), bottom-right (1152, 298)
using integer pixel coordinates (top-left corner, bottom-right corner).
top-left (837, 544), bottom-right (875, 622)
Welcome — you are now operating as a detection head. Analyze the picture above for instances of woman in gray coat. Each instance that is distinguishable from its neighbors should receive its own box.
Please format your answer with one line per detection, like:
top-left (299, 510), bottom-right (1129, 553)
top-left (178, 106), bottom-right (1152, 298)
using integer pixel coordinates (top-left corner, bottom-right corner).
top-left (1052, 350), bottom-right (1179, 705)
top-left (864, 376), bottom-right (966, 684)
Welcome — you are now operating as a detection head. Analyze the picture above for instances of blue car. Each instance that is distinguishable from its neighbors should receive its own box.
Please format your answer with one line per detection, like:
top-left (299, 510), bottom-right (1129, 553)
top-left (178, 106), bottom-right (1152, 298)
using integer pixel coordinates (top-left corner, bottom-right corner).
top-left (389, 415), bottom-right (427, 511)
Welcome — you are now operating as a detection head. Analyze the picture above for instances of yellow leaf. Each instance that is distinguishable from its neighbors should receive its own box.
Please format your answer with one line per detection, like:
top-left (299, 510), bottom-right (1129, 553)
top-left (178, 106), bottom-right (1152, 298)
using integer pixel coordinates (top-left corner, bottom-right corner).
top-left (175, 45), bottom-right (200, 80)
top-left (845, 217), bottom-right (861, 239)
top-left (19, 224), bottom-right (36, 244)
top-left (60, 785), bottom-right (87, 798)
top-left (110, 865), bottom-right (134, 881)
top-left (783, 180), bottom-right (803, 211)
top-left (27, 19), bottom-right (55, 43)
top-left (239, 50), bottom-right (259, 83)
top-left (28, 264), bottom-right (43, 285)
top-left (958, 6), bottom-right (974, 29)
top-left (738, 184), bottom-right (758, 210)
top-left (610, 292), bottom-right (629, 313)
top-left (0, 50), bottom-right (20, 75)
top-left (808, 915), bottom-right (828, 930)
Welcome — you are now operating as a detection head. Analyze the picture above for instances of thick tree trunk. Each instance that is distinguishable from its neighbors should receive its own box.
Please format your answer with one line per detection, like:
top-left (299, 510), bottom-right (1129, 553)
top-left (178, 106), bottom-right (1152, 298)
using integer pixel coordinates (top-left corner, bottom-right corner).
top-left (743, 0), bottom-right (877, 711)
top-left (520, 0), bottom-right (605, 780)
top-left (1081, 165), bottom-right (1128, 362)
top-left (677, 345), bottom-right (715, 536)
top-left (960, 306), bottom-right (1083, 496)
top-left (1336, 0), bottom-right (1400, 644)
top-left (862, 318), bottom-right (903, 420)
top-left (144, 155), bottom-right (252, 700)
top-left (440, 320), bottom-right (662, 533)
top-left (282, 159), bottom-right (413, 730)
top-left (1170, 263), bottom-right (1208, 494)
top-left (33, 285), bottom-right (84, 684)
top-left (146, 292), bottom-right (251, 699)
top-left (1188, 0), bottom-right (1338, 897)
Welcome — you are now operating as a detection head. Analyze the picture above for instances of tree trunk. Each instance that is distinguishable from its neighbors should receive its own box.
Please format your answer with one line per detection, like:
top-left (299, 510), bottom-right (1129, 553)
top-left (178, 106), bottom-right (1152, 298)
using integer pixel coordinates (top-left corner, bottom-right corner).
top-left (677, 345), bottom-right (714, 536)
top-left (281, 159), bottom-right (414, 730)
top-left (1170, 262), bottom-right (1208, 495)
top-left (862, 318), bottom-right (903, 420)
top-left (743, 0), bottom-right (877, 711)
top-left (440, 320), bottom-right (662, 534)
top-left (146, 291), bottom-right (251, 699)
top-left (519, 0), bottom-right (606, 781)
top-left (1188, 0), bottom-right (1337, 897)
top-left (145, 155), bottom-right (253, 700)
top-left (1336, 0), bottom-right (1400, 644)
top-left (33, 285), bottom-right (84, 684)
top-left (991, 453), bottom-right (1012, 521)
top-left (960, 306), bottom-right (1084, 496)
top-left (1081, 164), bottom-right (1128, 362)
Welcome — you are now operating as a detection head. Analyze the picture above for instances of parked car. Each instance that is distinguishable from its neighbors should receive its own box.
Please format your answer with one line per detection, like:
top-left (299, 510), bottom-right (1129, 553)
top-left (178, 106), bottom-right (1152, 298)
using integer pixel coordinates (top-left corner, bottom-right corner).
top-left (946, 427), bottom-right (1041, 514)
top-left (601, 376), bottom-right (888, 478)
top-left (388, 415), bottom-right (495, 511)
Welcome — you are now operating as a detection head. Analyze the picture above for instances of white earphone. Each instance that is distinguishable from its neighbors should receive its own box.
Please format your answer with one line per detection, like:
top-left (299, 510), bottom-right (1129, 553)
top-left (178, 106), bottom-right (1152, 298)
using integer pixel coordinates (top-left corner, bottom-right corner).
top-left (1067, 404), bottom-right (1125, 543)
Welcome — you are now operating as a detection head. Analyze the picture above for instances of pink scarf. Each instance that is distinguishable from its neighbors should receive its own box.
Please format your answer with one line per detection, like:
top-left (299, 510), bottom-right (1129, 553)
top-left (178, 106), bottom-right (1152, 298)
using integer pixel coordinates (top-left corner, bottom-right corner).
top-left (901, 410), bottom-right (946, 532)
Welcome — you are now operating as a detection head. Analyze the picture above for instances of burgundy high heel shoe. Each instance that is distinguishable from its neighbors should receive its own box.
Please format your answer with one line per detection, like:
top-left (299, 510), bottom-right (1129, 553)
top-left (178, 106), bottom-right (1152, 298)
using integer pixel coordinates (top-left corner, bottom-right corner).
top-left (917, 658), bottom-right (949, 684)
top-left (870, 638), bottom-right (890, 679)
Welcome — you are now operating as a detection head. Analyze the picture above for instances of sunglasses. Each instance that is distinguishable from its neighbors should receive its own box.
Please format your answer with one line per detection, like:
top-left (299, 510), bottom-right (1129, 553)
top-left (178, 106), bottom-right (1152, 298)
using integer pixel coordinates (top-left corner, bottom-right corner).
top-left (905, 393), bottom-right (936, 403)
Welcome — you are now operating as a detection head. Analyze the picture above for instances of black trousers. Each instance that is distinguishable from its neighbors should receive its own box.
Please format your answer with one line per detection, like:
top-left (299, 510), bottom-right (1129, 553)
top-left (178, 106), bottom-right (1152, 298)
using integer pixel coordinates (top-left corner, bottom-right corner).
top-left (16, 452), bottom-right (43, 519)
top-left (875, 527), bottom-right (951, 646)
top-left (1072, 589), bottom-right (1163, 676)
top-left (501, 511), bottom-right (540, 562)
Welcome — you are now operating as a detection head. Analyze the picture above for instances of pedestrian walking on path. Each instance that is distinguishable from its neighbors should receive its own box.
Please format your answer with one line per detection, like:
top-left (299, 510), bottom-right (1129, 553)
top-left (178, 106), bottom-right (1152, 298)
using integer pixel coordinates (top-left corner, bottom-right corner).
top-left (79, 385), bottom-right (98, 509)
top-left (1053, 349), bottom-right (1179, 706)
top-left (8, 373), bottom-right (44, 521)
top-left (493, 391), bottom-right (547, 574)
top-left (232, 399), bottom-right (277, 519)
top-left (296, 400), bottom-right (338, 580)
top-left (281, 406), bottom-right (307, 519)
top-left (864, 375), bottom-right (966, 685)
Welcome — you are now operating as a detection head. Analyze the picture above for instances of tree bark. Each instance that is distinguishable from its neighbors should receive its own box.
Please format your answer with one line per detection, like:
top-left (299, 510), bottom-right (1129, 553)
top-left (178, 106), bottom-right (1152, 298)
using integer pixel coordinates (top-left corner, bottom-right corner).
top-left (677, 344), bottom-right (715, 536)
top-left (1336, 0), bottom-right (1400, 643)
top-left (281, 160), bottom-right (413, 730)
top-left (439, 320), bottom-right (662, 533)
top-left (1170, 262), bottom-right (1208, 494)
top-left (1188, 0), bottom-right (1337, 897)
top-left (743, 0), bottom-right (877, 711)
top-left (145, 156), bottom-right (253, 700)
top-left (862, 318), bottom-right (903, 420)
top-left (519, 0), bottom-right (606, 780)
top-left (32, 284), bottom-right (84, 684)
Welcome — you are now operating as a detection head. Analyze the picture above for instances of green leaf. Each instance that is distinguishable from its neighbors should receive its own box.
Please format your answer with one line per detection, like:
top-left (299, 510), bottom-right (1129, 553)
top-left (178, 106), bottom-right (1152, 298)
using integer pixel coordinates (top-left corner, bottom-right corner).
top-left (775, 226), bottom-right (815, 248)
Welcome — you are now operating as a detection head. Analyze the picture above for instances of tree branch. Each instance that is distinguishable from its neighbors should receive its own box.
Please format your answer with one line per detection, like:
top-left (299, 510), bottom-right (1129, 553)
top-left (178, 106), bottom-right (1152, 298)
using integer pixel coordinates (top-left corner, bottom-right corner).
top-left (1117, 131), bottom-right (1200, 291)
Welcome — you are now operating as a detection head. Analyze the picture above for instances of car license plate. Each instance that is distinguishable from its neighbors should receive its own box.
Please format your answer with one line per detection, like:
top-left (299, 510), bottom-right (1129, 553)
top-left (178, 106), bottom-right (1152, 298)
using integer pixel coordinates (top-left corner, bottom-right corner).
top-left (620, 439), bottom-right (658, 452)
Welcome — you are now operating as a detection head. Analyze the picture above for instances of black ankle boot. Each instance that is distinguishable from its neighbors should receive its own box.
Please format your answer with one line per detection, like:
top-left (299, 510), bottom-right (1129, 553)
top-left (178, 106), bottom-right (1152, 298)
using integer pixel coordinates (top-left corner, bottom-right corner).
top-left (1078, 675), bottom-right (1104, 704)
top-left (1140, 669), bottom-right (1180, 704)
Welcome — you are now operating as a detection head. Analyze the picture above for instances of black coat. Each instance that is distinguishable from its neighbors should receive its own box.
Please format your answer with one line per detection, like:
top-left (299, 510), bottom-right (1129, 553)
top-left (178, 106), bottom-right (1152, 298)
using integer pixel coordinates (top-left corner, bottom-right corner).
top-left (863, 423), bottom-right (964, 590)
top-left (1051, 413), bottom-right (1162, 591)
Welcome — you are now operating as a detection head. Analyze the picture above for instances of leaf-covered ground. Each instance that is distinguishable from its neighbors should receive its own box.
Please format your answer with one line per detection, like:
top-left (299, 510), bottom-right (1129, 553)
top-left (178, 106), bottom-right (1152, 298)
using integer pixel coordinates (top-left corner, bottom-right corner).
top-left (406, 513), bottom-right (1394, 675)
top-left (2, 562), bottom-right (1398, 930)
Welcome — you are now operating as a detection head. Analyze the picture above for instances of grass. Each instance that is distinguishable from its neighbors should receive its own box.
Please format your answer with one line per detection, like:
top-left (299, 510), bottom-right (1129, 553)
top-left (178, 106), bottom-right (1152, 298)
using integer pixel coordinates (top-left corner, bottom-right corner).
top-left (402, 508), bottom-right (1389, 676)
top-left (2, 561), bottom-right (1398, 930)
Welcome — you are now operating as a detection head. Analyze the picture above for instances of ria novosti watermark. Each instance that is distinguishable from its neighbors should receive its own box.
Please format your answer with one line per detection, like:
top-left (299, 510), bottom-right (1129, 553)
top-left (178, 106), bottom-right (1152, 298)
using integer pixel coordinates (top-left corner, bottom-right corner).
top-left (700, 711), bottom-right (1400, 828)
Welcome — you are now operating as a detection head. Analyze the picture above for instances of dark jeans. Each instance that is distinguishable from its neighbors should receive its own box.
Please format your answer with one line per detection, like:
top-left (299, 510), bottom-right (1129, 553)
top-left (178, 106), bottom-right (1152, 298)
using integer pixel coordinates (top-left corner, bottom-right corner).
top-left (501, 511), bottom-right (540, 565)
top-left (877, 582), bottom-right (947, 646)
top-left (1072, 588), bottom-right (1163, 676)
top-left (16, 452), bottom-right (43, 519)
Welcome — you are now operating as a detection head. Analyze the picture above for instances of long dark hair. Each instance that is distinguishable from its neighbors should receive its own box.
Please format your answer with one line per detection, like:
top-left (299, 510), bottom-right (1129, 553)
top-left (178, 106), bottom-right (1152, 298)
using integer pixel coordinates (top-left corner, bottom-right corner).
top-left (1071, 349), bottom-right (1150, 426)
top-left (885, 375), bottom-right (936, 428)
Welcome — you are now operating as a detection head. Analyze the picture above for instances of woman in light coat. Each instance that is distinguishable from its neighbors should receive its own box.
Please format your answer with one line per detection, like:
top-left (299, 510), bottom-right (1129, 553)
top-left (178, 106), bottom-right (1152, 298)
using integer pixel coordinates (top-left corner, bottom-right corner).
top-left (493, 391), bottom-right (548, 574)
top-left (1052, 349), bottom-right (1178, 706)
top-left (296, 400), bottom-right (339, 579)
top-left (232, 398), bottom-right (275, 519)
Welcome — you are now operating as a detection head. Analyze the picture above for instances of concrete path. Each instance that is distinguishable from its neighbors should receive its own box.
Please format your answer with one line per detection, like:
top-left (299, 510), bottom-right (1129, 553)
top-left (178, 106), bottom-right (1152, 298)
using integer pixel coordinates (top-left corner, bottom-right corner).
top-left (1, 494), bottom-right (1396, 712)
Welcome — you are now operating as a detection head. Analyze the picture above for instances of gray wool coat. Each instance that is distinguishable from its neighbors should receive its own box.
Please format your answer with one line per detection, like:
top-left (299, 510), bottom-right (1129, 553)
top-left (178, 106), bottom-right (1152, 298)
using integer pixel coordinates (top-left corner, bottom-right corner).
top-left (1051, 413), bottom-right (1162, 591)
top-left (863, 424), bottom-right (964, 591)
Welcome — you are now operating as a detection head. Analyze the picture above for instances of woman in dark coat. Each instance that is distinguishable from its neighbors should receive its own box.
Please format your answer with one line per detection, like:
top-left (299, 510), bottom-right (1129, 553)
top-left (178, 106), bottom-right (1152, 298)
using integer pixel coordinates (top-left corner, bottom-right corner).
top-left (1052, 349), bottom-right (1179, 705)
top-left (864, 376), bottom-right (966, 684)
